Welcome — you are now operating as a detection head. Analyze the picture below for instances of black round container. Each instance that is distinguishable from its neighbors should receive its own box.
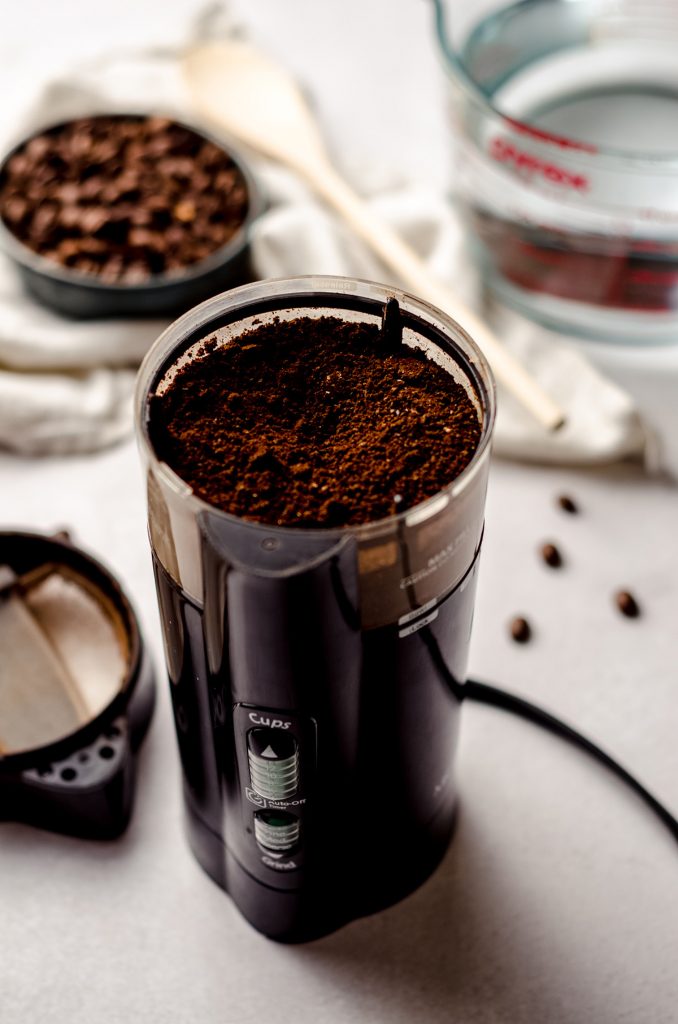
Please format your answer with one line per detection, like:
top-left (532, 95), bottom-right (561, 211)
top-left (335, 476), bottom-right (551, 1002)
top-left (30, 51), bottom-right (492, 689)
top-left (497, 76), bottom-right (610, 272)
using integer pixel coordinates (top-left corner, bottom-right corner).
top-left (0, 531), bottom-right (155, 839)
top-left (0, 115), bottom-right (263, 319)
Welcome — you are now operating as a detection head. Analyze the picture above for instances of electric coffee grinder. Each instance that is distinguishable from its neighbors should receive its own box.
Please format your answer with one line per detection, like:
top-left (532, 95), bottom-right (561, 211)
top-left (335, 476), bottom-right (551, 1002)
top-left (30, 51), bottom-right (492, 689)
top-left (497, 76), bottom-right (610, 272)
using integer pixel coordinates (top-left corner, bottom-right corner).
top-left (135, 277), bottom-right (495, 942)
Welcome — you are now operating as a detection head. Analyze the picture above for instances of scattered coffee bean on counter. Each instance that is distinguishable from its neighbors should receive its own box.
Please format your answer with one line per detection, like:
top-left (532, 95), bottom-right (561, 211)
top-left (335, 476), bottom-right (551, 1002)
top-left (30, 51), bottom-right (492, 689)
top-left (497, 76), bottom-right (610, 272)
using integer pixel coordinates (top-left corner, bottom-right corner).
top-left (541, 542), bottom-right (563, 568)
top-left (557, 494), bottom-right (579, 514)
top-left (0, 115), bottom-right (249, 283)
top-left (615, 590), bottom-right (641, 619)
top-left (510, 617), bottom-right (532, 644)
top-left (149, 315), bottom-right (482, 528)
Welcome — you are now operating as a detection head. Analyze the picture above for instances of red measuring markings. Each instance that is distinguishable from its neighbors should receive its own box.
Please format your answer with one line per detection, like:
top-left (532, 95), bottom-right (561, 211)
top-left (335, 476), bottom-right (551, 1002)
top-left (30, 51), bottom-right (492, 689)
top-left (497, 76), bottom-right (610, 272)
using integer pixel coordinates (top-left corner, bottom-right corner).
top-left (470, 206), bottom-right (678, 311)
top-left (489, 137), bottom-right (590, 191)
top-left (504, 117), bottom-right (598, 154)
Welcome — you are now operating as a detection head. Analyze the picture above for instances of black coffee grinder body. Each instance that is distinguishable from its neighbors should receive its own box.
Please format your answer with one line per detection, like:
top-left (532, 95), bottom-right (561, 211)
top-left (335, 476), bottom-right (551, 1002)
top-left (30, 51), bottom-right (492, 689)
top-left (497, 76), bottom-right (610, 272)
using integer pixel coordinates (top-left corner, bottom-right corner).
top-left (136, 278), bottom-right (495, 942)
top-left (154, 524), bottom-right (481, 942)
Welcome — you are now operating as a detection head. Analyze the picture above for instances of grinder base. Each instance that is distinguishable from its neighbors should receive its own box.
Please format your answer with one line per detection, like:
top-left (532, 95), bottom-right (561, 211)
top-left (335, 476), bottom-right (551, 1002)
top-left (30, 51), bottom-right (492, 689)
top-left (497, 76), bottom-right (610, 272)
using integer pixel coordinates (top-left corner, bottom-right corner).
top-left (183, 786), bottom-right (458, 943)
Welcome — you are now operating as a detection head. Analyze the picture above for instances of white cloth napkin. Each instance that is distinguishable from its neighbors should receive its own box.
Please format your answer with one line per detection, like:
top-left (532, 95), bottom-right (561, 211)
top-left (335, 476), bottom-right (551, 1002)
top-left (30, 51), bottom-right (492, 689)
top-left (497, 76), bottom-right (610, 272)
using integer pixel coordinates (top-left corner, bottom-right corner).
top-left (0, 40), bottom-right (648, 463)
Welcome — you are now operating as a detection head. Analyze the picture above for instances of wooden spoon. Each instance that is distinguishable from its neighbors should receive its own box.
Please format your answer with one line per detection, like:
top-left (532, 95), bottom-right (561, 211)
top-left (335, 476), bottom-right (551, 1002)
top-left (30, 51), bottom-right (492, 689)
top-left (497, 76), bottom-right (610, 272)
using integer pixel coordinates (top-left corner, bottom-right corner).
top-left (184, 40), bottom-right (565, 431)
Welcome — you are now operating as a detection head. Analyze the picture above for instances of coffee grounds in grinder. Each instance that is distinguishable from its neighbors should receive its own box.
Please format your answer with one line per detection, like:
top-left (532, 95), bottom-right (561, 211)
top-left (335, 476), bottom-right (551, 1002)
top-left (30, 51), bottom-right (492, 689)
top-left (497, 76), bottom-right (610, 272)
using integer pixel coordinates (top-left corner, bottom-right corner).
top-left (150, 315), bottom-right (482, 529)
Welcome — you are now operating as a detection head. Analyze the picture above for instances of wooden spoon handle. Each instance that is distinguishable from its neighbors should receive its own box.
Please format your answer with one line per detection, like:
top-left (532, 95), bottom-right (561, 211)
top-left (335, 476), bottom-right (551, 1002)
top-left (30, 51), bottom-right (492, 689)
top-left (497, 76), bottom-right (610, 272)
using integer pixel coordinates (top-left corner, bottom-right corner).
top-left (304, 161), bottom-right (565, 431)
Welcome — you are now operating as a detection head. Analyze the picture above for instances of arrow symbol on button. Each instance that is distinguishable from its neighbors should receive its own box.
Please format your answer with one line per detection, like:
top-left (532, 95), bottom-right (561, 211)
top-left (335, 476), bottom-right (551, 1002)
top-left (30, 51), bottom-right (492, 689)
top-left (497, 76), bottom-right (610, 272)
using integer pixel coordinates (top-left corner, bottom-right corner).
top-left (260, 745), bottom-right (278, 759)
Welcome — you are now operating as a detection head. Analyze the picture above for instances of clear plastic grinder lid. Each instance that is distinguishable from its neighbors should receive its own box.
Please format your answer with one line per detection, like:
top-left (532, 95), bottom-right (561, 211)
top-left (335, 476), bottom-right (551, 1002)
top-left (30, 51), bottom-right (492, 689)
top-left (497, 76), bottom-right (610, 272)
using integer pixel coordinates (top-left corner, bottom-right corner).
top-left (137, 277), bottom-right (495, 629)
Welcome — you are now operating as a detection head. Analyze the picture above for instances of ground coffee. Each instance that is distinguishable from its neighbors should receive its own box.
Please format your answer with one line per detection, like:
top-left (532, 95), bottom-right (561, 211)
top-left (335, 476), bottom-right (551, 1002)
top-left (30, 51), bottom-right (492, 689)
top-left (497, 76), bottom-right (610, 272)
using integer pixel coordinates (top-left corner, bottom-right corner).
top-left (0, 116), bottom-right (248, 283)
top-left (150, 315), bottom-right (481, 528)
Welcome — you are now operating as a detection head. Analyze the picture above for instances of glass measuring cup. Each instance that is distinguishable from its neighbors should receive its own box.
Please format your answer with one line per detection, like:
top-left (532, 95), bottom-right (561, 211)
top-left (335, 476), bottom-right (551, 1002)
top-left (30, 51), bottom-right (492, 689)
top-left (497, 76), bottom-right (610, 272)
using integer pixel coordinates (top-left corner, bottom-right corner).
top-left (433, 0), bottom-right (678, 344)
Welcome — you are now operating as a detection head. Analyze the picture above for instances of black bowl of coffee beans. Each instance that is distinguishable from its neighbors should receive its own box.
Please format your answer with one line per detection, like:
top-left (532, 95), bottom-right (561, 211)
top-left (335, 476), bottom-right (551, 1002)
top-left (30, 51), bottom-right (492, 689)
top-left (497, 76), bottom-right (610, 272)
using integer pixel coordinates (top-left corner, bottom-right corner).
top-left (0, 114), bottom-right (262, 318)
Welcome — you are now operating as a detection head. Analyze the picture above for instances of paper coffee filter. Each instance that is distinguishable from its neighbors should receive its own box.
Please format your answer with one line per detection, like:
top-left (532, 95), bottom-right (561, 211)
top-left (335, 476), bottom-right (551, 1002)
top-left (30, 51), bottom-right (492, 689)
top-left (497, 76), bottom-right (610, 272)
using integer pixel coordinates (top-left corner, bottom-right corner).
top-left (0, 567), bottom-right (129, 755)
top-left (27, 573), bottom-right (128, 711)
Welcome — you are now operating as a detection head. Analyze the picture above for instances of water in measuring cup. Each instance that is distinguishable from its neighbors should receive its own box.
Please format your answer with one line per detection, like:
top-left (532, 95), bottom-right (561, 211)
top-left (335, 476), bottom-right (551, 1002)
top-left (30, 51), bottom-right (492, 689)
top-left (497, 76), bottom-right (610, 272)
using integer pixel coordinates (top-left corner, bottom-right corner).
top-left (530, 88), bottom-right (678, 154)
top-left (460, 0), bottom-right (678, 339)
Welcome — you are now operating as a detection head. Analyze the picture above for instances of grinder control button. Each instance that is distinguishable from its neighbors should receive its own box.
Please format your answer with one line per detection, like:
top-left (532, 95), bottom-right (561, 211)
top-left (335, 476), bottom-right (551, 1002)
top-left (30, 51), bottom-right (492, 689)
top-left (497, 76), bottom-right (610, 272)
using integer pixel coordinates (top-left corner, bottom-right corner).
top-left (247, 728), bottom-right (299, 800)
top-left (254, 810), bottom-right (300, 853)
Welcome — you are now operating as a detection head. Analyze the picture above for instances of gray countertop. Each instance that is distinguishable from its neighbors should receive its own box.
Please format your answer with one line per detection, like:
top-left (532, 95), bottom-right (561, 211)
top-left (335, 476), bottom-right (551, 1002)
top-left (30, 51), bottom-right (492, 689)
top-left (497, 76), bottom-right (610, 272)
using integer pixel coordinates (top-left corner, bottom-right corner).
top-left (2, 446), bottom-right (676, 1024)
top-left (1, 2), bottom-right (678, 1022)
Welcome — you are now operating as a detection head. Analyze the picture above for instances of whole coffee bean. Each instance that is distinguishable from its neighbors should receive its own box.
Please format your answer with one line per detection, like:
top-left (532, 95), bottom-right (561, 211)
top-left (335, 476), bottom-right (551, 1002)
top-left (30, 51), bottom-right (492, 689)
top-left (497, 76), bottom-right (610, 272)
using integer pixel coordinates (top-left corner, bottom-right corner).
top-left (3, 196), bottom-right (27, 223)
top-left (173, 200), bottom-right (196, 222)
top-left (79, 207), bottom-right (107, 233)
top-left (541, 542), bottom-right (563, 568)
top-left (557, 494), bottom-right (578, 514)
top-left (615, 590), bottom-right (640, 618)
top-left (510, 617), bottom-right (531, 643)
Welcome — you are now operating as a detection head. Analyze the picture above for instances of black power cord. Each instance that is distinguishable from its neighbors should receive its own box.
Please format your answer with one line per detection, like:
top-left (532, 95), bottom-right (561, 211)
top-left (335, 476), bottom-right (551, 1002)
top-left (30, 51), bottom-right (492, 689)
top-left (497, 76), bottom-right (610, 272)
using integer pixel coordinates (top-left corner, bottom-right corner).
top-left (464, 679), bottom-right (678, 846)
top-left (419, 623), bottom-right (677, 846)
